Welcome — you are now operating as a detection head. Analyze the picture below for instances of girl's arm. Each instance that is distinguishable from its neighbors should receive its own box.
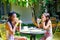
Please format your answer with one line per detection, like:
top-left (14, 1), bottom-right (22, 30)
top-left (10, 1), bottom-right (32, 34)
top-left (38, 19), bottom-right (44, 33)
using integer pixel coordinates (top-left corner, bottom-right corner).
top-left (42, 21), bottom-right (51, 30)
top-left (5, 22), bottom-right (18, 35)
top-left (5, 22), bottom-right (14, 35)
top-left (13, 22), bottom-right (19, 33)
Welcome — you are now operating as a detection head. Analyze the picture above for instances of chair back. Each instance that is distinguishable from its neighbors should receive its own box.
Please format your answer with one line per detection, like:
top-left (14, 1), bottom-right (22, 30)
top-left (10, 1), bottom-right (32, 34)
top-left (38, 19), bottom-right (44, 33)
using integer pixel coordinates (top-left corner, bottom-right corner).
top-left (0, 23), bottom-right (7, 40)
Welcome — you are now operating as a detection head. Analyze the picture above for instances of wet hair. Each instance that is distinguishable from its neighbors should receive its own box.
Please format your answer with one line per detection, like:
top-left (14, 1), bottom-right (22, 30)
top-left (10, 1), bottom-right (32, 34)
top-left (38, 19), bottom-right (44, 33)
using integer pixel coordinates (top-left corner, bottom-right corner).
top-left (43, 13), bottom-right (50, 26)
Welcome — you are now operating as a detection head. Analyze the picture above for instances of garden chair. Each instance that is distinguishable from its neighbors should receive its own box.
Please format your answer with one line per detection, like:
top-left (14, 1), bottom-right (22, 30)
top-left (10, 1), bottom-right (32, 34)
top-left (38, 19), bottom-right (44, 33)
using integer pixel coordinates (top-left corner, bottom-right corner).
top-left (0, 23), bottom-right (7, 40)
top-left (50, 17), bottom-right (57, 34)
top-left (53, 21), bottom-right (60, 40)
top-left (56, 22), bottom-right (60, 32)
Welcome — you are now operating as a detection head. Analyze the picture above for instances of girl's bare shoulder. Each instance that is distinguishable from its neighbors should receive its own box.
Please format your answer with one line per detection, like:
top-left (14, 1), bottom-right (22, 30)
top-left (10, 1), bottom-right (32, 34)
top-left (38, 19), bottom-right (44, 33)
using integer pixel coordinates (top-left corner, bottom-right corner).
top-left (48, 20), bottom-right (52, 24)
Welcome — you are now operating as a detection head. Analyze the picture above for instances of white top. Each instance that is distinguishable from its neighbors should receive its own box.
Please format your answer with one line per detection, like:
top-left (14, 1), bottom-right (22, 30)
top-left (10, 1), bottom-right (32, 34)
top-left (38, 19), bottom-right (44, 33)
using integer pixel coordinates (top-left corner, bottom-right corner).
top-left (43, 20), bottom-right (52, 36)
top-left (48, 20), bottom-right (52, 36)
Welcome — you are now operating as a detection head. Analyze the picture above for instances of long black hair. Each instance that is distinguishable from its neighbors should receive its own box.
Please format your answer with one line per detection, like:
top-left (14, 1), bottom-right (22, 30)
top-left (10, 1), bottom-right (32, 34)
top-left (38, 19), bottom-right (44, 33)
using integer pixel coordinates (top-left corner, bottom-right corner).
top-left (8, 12), bottom-right (16, 29)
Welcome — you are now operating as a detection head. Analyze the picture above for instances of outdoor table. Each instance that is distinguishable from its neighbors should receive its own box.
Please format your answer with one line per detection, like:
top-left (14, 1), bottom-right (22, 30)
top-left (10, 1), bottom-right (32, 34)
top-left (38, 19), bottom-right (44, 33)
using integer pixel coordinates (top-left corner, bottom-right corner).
top-left (20, 28), bottom-right (46, 40)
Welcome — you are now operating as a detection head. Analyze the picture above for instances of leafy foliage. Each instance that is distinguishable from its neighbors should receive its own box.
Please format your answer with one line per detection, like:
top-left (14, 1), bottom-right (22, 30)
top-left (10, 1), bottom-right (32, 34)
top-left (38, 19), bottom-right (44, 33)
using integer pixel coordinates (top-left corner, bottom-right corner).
top-left (5, 0), bottom-right (38, 7)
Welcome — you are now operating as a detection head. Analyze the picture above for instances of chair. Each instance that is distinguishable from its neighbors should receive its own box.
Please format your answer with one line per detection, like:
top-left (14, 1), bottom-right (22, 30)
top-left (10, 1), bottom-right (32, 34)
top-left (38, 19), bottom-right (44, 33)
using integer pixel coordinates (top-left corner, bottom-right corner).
top-left (0, 23), bottom-right (7, 40)
top-left (54, 22), bottom-right (60, 32)
top-left (51, 17), bottom-right (57, 34)
top-left (53, 22), bottom-right (60, 40)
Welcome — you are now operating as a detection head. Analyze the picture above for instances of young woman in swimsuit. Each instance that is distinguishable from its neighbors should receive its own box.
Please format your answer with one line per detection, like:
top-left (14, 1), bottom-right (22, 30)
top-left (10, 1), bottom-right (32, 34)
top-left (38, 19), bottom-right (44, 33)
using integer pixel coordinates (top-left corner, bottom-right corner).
top-left (40, 13), bottom-right (53, 40)
top-left (6, 12), bottom-right (27, 40)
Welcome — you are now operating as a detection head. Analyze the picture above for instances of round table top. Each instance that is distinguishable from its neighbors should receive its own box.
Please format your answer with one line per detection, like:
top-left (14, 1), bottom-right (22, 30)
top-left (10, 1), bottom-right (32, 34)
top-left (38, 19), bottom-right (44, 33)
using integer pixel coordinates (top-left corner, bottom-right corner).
top-left (20, 28), bottom-right (46, 35)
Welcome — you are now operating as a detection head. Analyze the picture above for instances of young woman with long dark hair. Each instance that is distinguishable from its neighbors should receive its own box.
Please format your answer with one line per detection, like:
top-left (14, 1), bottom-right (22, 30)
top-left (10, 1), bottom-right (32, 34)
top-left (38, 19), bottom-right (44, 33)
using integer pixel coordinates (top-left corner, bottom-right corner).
top-left (40, 13), bottom-right (52, 40)
top-left (5, 12), bottom-right (27, 40)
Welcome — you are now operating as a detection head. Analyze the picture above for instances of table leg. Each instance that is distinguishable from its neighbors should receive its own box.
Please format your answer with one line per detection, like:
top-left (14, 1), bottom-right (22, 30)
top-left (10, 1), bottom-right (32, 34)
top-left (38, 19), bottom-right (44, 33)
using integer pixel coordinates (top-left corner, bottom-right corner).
top-left (30, 35), bottom-right (33, 40)
top-left (33, 35), bottom-right (36, 40)
top-left (30, 34), bottom-right (36, 40)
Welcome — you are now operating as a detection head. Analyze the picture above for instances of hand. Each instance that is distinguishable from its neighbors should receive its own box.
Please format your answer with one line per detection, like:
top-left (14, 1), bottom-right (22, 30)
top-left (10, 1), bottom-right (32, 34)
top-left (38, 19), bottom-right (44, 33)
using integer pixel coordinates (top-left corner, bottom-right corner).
top-left (37, 18), bottom-right (41, 24)
top-left (38, 25), bottom-right (40, 29)
top-left (38, 24), bottom-right (43, 29)
top-left (14, 18), bottom-right (20, 24)
top-left (14, 18), bottom-right (19, 22)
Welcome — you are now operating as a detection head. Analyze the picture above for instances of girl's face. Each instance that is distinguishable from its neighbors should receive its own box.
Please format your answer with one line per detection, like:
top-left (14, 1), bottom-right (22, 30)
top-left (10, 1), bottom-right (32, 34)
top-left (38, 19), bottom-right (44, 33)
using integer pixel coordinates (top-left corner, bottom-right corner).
top-left (11, 14), bottom-right (17, 21)
top-left (42, 14), bottom-right (46, 21)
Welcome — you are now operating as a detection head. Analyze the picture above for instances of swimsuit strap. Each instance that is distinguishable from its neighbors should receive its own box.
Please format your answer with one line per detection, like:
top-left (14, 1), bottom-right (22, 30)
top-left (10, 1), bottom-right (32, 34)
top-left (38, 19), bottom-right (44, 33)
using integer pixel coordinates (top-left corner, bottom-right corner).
top-left (8, 20), bottom-right (14, 29)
